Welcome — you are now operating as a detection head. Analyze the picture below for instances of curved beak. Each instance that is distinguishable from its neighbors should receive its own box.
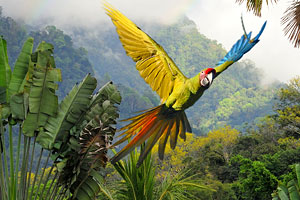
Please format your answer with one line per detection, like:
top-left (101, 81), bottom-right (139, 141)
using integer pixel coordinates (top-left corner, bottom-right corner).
top-left (201, 72), bottom-right (214, 87)
top-left (207, 72), bottom-right (213, 86)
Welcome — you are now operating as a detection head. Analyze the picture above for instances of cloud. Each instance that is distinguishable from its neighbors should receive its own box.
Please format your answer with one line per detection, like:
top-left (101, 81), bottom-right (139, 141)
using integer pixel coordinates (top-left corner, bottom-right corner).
top-left (0, 0), bottom-right (299, 83)
top-left (187, 0), bottom-right (300, 84)
top-left (0, 0), bottom-right (192, 28)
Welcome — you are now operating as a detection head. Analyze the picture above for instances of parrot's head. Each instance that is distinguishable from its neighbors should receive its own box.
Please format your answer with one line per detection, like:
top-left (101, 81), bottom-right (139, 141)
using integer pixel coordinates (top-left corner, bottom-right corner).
top-left (199, 68), bottom-right (216, 88)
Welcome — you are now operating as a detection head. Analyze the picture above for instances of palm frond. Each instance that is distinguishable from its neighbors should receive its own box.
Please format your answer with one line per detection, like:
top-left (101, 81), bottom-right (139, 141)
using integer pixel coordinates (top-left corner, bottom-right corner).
top-left (282, 1), bottom-right (300, 48)
top-left (236, 0), bottom-right (278, 16)
top-left (157, 170), bottom-right (213, 200)
top-left (112, 144), bottom-right (155, 200)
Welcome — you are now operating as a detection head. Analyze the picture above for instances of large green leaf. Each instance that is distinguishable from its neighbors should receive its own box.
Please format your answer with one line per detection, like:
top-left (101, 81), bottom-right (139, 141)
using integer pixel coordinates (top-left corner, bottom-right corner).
top-left (36, 74), bottom-right (97, 149)
top-left (296, 164), bottom-right (300, 188)
top-left (72, 170), bottom-right (106, 200)
top-left (76, 81), bottom-right (121, 130)
top-left (0, 104), bottom-right (10, 119)
top-left (90, 81), bottom-right (121, 107)
top-left (10, 93), bottom-right (28, 120)
top-left (8, 37), bottom-right (33, 98)
top-left (288, 180), bottom-right (300, 200)
top-left (273, 164), bottom-right (300, 200)
top-left (0, 37), bottom-right (11, 103)
top-left (22, 42), bottom-right (61, 137)
top-left (57, 82), bottom-right (120, 199)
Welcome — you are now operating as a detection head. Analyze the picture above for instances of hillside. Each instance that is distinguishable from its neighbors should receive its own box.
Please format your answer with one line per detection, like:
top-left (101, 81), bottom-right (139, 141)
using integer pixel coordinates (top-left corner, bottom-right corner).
top-left (0, 11), bottom-right (94, 99)
top-left (1, 6), bottom-right (300, 200)
top-left (70, 16), bottom-right (277, 134)
top-left (0, 8), bottom-right (277, 134)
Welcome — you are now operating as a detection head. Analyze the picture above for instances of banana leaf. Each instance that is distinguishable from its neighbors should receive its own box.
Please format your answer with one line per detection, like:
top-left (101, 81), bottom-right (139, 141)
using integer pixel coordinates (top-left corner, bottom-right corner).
top-left (76, 82), bottom-right (121, 131)
top-left (72, 170), bottom-right (106, 200)
top-left (296, 164), bottom-right (300, 188)
top-left (58, 82), bottom-right (120, 199)
top-left (287, 180), bottom-right (300, 200)
top-left (0, 37), bottom-right (11, 103)
top-left (8, 37), bottom-right (33, 98)
top-left (273, 164), bottom-right (300, 200)
top-left (22, 42), bottom-right (61, 137)
top-left (36, 74), bottom-right (97, 149)
top-left (10, 93), bottom-right (28, 120)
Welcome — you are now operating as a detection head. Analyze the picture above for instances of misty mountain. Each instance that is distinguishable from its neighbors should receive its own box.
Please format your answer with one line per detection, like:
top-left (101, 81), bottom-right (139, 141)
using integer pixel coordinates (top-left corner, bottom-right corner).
top-left (0, 10), bottom-right (94, 99)
top-left (69, 16), bottom-right (277, 134)
top-left (0, 8), bottom-right (277, 134)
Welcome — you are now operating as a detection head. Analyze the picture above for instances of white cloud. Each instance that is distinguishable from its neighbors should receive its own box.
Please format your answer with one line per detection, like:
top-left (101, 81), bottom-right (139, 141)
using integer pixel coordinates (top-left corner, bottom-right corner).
top-left (187, 1), bottom-right (300, 84)
top-left (0, 0), bottom-right (299, 83)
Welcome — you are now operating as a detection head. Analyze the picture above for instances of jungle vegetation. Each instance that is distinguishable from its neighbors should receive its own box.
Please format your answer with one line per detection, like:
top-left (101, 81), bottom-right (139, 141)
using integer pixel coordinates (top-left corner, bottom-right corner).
top-left (0, 6), bottom-right (299, 200)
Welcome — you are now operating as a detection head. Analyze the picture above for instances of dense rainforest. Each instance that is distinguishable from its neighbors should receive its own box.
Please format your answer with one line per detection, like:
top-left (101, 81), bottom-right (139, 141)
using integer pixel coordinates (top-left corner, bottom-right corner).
top-left (70, 16), bottom-right (278, 134)
top-left (0, 6), bottom-right (299, 199)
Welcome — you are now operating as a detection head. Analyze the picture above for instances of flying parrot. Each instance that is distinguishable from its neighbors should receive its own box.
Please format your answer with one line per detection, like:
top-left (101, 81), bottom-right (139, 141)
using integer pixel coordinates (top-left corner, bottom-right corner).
top-left (104, 3), bottom-right (266, 167)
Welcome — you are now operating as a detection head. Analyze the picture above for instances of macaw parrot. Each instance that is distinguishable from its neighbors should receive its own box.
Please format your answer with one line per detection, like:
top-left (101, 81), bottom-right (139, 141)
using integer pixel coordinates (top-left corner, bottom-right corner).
top-left (104, 3), bottom-right (266, 167)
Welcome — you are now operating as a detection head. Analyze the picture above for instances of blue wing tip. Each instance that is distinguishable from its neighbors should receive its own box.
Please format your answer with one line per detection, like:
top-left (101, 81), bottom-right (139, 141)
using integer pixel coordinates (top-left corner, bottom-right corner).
top-left (253, 21), bottom-right (267, 42)
top-left (217, 20), bottom-right (267, 65)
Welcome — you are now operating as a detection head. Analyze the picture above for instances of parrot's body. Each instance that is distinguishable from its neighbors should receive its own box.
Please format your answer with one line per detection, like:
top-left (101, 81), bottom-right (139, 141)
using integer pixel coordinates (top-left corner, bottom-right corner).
top-left (104, 3), bottom-right (266, 167)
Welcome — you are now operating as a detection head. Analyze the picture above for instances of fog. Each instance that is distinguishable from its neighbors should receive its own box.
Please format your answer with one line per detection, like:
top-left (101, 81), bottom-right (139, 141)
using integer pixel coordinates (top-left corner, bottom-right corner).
top-left (0, 0), bottom-right (299, 83)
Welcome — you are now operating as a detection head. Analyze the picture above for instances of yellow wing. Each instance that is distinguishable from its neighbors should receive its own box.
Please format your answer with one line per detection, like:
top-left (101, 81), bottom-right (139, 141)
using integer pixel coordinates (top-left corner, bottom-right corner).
top-left (104, 3), bottom-right (187, 102)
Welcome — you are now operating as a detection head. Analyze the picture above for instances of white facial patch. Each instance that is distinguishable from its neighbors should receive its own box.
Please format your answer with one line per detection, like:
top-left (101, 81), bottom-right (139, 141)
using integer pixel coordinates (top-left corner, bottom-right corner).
top-left (201, 72), bottom-right (213, 87)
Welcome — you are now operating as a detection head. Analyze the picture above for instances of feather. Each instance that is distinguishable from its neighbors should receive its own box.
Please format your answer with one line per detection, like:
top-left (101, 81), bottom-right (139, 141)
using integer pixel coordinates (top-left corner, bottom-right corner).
top-left (136, 55), bottom-right (156, 70)
top-left (158, 119), bottom-right (174, 160)
top-left (137, 120), bottom-right (168, 167)
top-left (145, 62), bottom-right (163, 84)
top-left (111, 116), bottom-right (158, 164)
top-left (138, 56), bottom-right (157, 71)
top-left (140, 61), bottom-right (158, 79)
top-left (170, 116), bottom-right (180, 149)
top-left (104, 2), bottom-right (187, 101)
top-left (182, 112), bottom-right (192, 133)
top-left (179, 113), bottom-right (186, 141)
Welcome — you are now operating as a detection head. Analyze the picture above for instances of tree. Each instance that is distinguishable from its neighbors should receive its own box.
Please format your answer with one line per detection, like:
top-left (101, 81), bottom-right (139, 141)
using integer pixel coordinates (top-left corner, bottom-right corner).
top-left (231, 155), bottom-right (278, 200)
top-left (274, 76), bottom-right (300, 138)
top-left (0, 36), bottom-right (121, 200)
top-left (236, 0), bottom-right (300, 47)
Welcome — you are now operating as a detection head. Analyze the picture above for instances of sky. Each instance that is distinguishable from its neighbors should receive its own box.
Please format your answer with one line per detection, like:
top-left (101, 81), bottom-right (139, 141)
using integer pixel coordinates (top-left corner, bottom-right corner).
top-left (0, 0), bottom-right (299, 84)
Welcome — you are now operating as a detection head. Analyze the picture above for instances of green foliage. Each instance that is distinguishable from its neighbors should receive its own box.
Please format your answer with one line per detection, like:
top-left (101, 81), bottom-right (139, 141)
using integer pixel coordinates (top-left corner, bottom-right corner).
top-left (156, 170), bottom-right (212, 200)
top-left (71, 17), bottom-right (276, 133)
top-left (1, 7), bottom-right (300, 200)
top-left (274, 76), bottom-right (300, 138)
top-left (22, 42), bottom-right (62, 137)
top-left (118, 84), bottom-right (154, 119)
top-left (103, 144), bottom-right (210, 200)
top-left (0, 9), bottom-right (27, 66)
top-left (29, 26), bottom-right (95, 98)
top-left (272, 164), bottom-right (300, 200)
top-left (56, 82), bottom-right (121, 200)
top-left (0, 36), bottom-right (11, 103)
top-left (0, 34), bottom-right (121, 200)
top-left (36, 74), bottom-right (96, 149)
top-left (7, 37), bottom-right (33, 97)
top-left (261, 148), bottom-right (300, 178)
top-left (113, 146), bottom-right (155, 200)
top-left (231, 155), bottom-right (278, 200)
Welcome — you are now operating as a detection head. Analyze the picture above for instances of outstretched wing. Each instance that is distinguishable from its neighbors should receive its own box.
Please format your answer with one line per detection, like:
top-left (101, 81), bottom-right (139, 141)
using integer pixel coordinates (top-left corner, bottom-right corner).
top-left (214, 21), bottom-right (267, 78)
top-left (104, 3), bottom-right (187, 102)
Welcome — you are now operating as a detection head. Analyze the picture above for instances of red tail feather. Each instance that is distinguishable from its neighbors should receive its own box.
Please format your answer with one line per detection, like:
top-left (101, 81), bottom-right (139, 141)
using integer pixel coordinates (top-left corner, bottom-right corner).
top-left (110, 105), bottom-right (192, 166)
